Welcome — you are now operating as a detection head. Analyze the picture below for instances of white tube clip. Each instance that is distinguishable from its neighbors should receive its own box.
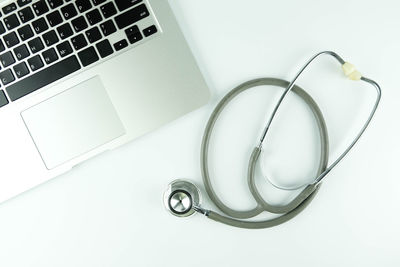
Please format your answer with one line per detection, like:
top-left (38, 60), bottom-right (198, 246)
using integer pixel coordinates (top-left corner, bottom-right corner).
top-left (342, 62), bottom-right (362, 81)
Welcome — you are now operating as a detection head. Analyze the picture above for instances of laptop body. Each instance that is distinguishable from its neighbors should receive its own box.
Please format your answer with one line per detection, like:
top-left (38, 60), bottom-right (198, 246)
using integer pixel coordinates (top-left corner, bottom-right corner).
top-left (0, 0), bottom-right (210, 203)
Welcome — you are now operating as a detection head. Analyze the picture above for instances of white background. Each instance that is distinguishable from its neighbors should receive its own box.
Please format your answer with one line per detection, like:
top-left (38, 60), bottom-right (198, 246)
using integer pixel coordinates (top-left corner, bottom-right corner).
top-left (1, 0), bottom-right (399, 266)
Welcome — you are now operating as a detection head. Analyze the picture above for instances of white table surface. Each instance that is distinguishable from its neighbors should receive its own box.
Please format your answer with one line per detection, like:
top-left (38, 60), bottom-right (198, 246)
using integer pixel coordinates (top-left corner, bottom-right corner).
top-left (1, 0), bottom-right (399, 266)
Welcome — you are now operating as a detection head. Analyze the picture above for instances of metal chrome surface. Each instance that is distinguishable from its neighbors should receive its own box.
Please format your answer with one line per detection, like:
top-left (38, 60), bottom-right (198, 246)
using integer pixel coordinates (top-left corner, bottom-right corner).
top-left (169, 191), bottom-right (192, 214)
top-left (163, 179), bottom-right (201, 217)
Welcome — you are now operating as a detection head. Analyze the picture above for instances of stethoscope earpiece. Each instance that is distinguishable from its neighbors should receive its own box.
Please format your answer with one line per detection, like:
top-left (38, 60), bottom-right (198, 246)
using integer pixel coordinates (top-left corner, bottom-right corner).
top-left (163, 179), bottom-right (201, 217)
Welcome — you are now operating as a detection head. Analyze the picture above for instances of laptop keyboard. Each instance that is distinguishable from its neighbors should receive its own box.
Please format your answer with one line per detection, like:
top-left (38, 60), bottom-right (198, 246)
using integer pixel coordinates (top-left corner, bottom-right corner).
top-left (0, 0), bottom-right (159, 107)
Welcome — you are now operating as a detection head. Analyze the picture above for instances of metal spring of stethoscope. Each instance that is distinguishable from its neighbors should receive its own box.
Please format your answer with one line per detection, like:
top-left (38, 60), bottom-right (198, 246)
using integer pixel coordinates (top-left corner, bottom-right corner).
top-left (163, 51), bottom-right (381, 229)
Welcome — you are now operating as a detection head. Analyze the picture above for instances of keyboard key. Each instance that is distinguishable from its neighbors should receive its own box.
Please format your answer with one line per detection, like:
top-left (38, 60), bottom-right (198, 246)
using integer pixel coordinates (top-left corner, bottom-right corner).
top-left (125, 25), bottom-right (142, 44)
top-left (85, 27), bottom-right (101, 43)
top-left (32, 17), bottom-right (49, 34)
top-left (32, 0), bottom-right (49, 16)
top-left (13, 62), bottom-right (30, 78)
top-left (115, 0), bottom-right (142, 12)
top-left (47, 0), bottom-right (63, 9)
top-left (28, 37), bottom-right (44, 53)
top-left (0, 21), bottom-right (5, 35)
top-left (28, 55), bottom-right (44, 71)
top-left (4, 14), bottom-right (20, 30)
top-left (0, 51), bottom-right (15, 67)
top-left (100, 2), bottom-right (117, 18)
top-left (76, 0), bottom-right (92, 13)
top-left (113, 39), bottom-right (127, 51)
top-left (78, 46), bottom-right (98, 66)
top-left (2, 3), bottom-right (17, 15)
top-left (86, 9), bottom-right (102, 25)
top-left (92, 0), bottom-right (106, 5)
top-left (71, 16), bottom-right (88, 32)
top-left (13, 44), bottom-right (30, 60)
top-left (71, 33), bottom-right (87, 50)
top-left (56, 40), bottom-right (72, 57)
top-left (115, 4), bottom-right (149, 29)
top-left (6, 55), bottom-right (81, 101)
top-left (42, 47), bottom-right (58, 64)
top-left (0, 69), bottom-right (15, 85)
top-left (61, 3), bottom-right (78, 20)
top-left (18, 7), bottom-right (34, 23)
top-left (0, 90), bottom-right (8, 108)
top-left (100, 20), bottom-right (116, 36)
top-left (57, 23), bottom-right (73, 39)
top-left (17, 0), bottom-right (33, 8)
top-left (96, 39), bottom-right (113, 58)
top-left (42, 30), bottom-right (59, 46)
top-left (4, 32), bottom-right (20, 48)
top-left (46, 10), bottom-right (63, 27)
top-left (18, 24), bottom-right (34, 40)
top-left (143, 25), bottom-right (157, 37)
top-left (0, 39), bottom-right (5, 52)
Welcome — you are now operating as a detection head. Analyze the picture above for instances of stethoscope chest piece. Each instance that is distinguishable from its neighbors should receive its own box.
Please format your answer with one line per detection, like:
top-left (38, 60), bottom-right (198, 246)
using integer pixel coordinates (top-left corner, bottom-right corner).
top-left (163, 179), bottom-right (201, 217)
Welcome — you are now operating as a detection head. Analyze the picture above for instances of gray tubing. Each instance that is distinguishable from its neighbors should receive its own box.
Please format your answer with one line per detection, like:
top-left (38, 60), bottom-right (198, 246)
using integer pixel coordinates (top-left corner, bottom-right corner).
top-left (200, 78), bottom-right (329, 229)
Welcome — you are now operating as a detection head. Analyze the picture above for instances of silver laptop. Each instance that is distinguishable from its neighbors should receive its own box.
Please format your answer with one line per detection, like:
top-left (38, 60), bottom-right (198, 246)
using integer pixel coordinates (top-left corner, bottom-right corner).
top-left (0, 0), bottom-right (210, 203)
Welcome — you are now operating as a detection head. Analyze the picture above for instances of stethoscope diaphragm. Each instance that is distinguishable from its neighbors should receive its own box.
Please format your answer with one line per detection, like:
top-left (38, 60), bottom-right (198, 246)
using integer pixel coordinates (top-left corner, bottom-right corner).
top-left (163, 179), bottom-right (201, 217)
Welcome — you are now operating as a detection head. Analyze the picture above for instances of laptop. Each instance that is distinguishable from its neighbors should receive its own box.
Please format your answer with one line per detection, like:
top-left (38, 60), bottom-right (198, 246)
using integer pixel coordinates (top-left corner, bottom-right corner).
top-left (0, 0), bottom-right (210, 203)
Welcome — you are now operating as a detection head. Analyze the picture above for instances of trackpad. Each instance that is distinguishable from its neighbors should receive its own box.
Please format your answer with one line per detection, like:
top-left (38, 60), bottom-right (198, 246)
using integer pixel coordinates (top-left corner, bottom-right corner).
top-left (21, 77), bottom-right (126, 169)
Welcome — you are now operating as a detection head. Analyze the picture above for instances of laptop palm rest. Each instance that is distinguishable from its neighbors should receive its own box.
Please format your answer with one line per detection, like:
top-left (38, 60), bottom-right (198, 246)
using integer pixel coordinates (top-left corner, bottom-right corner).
top-left (21, 77), bottom-right (126, 170)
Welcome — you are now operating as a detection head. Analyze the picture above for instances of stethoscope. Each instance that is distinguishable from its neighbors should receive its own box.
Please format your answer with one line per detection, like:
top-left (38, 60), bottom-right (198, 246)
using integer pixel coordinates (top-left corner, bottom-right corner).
top-left (163, 51), bottom-right (381, 229)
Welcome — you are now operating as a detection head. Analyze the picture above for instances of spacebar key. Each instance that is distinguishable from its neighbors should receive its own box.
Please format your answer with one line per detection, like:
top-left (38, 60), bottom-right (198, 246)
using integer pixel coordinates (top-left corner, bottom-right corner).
top-left (6, 56), bottom-right (81, 101)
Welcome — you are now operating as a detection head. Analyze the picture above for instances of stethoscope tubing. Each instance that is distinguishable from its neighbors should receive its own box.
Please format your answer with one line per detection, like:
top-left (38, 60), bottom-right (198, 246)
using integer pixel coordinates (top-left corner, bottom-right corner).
top-left (199, 78), bottom-right (329, 228)
top-left (196, 51), bottom-right (381, 229)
